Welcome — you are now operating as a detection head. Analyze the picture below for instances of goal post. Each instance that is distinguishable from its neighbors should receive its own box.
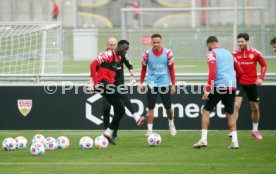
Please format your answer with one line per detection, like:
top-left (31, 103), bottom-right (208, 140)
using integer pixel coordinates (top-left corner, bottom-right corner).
top-left (0, 22), bottom-right (63, 75)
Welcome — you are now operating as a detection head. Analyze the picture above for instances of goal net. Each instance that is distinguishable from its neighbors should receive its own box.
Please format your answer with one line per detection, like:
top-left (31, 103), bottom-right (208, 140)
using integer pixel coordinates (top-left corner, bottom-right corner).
top-left (0, 23), bottom-right (63, 74)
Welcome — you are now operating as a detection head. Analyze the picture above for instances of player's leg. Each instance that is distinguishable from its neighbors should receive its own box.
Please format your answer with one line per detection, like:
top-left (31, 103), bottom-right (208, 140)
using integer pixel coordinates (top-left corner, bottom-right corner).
top-left (244, 84), bottom-right (262, 140)
top-left (193, 89), bottom-right (221, 148)
top-left (229, 83), bottom-right (243, 137)
top-left (145, 86), bottom-right (158, 136)
top-left (222, 91), bottom-right (239, 149)
top-left (159, 86), bottom-right (176, 136)
top-left (250, 101), bottom-right (262, 139)
top-left (103, 98), bottom-right (111, 129)
top-left (121, 93), bottom-right (144, 127)
top-left (102, 93), bottom-right (125, 145)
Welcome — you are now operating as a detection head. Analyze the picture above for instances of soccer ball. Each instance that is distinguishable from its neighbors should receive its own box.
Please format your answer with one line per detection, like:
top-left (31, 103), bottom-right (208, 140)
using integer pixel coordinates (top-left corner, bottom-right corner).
top-left (32, 134), bottom-right (45, 144)
top-left (79, 136), bottom-right (93, 149)
top-left (15, 136), bottom-right (28, 149)
top-left (147, 133), bottom-right (162, 147)
top-left (44, 137), bottom-right (58, 151)
top-left (2, 137), bottom-right (17, 151)
top-left (57, 136), bottom-right (70, 149)
top-left (94, 136), bottom-right (109, 149)
top-left (30, 142), bottom-right (45, 156)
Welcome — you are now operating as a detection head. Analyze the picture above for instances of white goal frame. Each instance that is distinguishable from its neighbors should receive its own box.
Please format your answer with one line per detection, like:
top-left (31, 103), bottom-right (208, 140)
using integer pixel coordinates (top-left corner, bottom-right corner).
top-left (0, 22), bottom-right (63, 75)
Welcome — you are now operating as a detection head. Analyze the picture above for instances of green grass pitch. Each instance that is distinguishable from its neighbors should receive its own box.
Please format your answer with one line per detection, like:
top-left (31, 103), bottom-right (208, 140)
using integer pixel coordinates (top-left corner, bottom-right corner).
top-left (0, 130), bottom-right (276, 174)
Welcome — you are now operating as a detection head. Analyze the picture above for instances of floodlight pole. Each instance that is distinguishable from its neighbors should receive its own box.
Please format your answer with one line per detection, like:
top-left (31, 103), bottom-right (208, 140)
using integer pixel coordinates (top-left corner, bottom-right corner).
top-left (233, 0), bottom-right (237, 50)
top-left (73, 0), bottom-right (77, 28)
top-left (191, 0), bottom-right (196, 28)
top-left (121, 9), bottom-right (126, 39)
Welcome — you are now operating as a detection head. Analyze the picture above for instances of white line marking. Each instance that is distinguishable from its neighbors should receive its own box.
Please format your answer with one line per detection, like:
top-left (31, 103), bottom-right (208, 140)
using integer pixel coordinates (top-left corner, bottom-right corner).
top-left (0, 162), bottom-right (184, 166)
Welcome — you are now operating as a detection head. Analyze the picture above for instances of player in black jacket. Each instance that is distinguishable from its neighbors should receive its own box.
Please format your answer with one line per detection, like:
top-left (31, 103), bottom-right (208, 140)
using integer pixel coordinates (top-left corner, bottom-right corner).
top-left (102, 37), bottom-right (136, 140)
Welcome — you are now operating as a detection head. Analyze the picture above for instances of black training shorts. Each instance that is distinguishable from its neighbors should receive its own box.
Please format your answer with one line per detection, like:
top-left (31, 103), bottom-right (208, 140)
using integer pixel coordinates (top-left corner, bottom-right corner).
top-left (146, 86), bottom-right (171, 110)
top-left (204, 89), bottom-right (236, 114)
top-left (236, 83), bottom-right (259, 102)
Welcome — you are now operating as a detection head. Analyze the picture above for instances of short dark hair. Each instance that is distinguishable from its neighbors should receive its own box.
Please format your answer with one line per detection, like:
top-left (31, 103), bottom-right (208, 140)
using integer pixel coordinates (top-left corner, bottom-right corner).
top-left (237, 33), bottom-right (249, 41)
top-left (271, 37), bottom-right (276, 45)
top-left (206, 36), bottom-right (218, 44)
top-left (118, 40), bottom-right (129, 46)
top-left (151, 33), bottom-right (162, 39)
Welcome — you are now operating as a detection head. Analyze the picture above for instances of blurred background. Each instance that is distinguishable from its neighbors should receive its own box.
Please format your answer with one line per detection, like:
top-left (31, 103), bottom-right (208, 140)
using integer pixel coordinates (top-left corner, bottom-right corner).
top-left (0, 0), bottom-right (275, 75)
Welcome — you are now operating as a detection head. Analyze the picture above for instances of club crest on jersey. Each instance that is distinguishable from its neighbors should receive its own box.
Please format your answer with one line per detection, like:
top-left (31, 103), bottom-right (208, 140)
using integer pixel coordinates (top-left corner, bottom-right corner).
top-left (249, 54), bottom-right (254, 59)
top-left (17, 100), bottom-right (32, 117)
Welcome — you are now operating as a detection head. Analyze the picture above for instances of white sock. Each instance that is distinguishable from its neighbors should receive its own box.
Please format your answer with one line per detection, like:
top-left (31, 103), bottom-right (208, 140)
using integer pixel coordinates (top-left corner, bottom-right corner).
top-left (104, 128), bottom-right (113, 136)
top-left (168, 118), bottom-right (174, 126)
top-left (133, 113), bottom-right (140, 121)
top-left (201, 129), bottom-right (208, 141)
top-left (231, 131), bottom-right (238, 143)
top-left (147, 124), bottom-right (153, 132)
top-left (253, 123), bottom-right (259, 132)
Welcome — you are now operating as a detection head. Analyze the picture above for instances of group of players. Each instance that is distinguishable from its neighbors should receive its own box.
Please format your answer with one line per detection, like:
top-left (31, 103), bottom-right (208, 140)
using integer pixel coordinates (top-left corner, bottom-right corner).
top-left (90, 33), bottom-right (271, 149)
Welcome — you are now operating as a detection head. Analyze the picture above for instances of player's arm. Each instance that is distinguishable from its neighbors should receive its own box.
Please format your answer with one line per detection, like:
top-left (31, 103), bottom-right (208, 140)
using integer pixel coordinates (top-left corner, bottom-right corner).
top-left (255, 50), bottom-right (267, 85)
top-left (233, 57), bottom-right (243, 83)
top-left (122, 55), bottom-right (134, 70)
top-left (167, 49), bottom-right (176, 94)
top-left (122, 55), bottom-right (136, 84)
top-left (139, 51), bottom-right (148, 92)
top-left (203, 51), bottom-right (216, 100)
top-left (90, 51), bottom-right (111, 86)
top-left (90, 60), bottom-right (100, 86)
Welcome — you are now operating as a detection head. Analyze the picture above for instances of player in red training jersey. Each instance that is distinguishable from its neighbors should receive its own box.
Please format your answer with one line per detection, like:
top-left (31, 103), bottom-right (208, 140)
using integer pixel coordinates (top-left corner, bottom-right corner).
top-left (271, 37), bottom-right (276, 53)
top-left (232, 33), bottom-right (267, 140)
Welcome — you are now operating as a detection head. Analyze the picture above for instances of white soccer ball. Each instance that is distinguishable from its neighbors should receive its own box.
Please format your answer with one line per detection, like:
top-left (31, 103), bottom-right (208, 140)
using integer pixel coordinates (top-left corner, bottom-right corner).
top-left (30, 142), bottom-right (45, 156)
top-left (147, 133), bottom-right (162, 147)
top-left (2, 137), bottom-right (17, 151)
top-left (57, 136), bottom-right (70, 149)
top-left (15, 136), bottom-right (28, 149)
top-left (44, 137), bottom-right (57, 151)
top-left (94, 136), bottom-right (109, 149)
top-left (32, 134), bottom-right (45, 144)
top-left (79, 136), bottom-right (93, 149)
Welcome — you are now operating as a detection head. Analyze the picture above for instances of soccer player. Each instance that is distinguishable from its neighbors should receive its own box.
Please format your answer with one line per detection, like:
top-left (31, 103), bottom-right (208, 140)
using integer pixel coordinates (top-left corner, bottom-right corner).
top-left (102, 37), bottom-right (136, 140)
top-left (232, 33), bottom-right (267, 140)
top-left (271, 37), bottom-right (276, 53)
top-left (193, 36), bottom-right (243, 149)
top-left (90, 40), bottom-right (144, 145)
top-left (139, 33), bottom-right (177, 136)
top-left (51, 0), bottom-right (60, 21)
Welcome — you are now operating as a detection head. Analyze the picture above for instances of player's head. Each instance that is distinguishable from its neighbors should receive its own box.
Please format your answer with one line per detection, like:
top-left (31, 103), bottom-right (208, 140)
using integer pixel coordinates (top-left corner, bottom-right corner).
top-left (270, 37), bottom-right (276, 53)
top-left (237, 33), bottom-right (249, 50)
top-left (106, 37), bottom-right (117, 50)
top-left (116, 40), bottom-right (129, 57)
top-left (206, 36), bottom-right (218, 51)
top-left (151, 33), bottom-right (162, 51)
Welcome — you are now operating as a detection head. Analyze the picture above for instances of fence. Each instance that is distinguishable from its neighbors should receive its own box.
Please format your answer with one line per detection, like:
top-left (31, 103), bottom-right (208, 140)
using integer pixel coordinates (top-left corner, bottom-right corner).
top-left (63, 28), bottom-right (276, 61)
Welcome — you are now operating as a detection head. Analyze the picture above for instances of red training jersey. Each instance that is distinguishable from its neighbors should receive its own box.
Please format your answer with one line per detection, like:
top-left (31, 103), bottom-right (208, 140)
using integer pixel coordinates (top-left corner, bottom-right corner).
top-left (52, 2), bottom-right (60, 15)
top-left (90, 50), bottom-right (121, 85)
top-left (232, 47), bottom-right (267, 84)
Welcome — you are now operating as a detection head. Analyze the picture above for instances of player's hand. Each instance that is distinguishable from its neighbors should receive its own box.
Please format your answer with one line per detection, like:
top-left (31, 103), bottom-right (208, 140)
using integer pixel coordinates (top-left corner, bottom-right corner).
top-left (171, 85), bottom-right (176, 95)
top-left (139, 84), bottom-right (145, 93)
top-left (94, 83), bottom-right (100, 90)
top-left (87, 79), bottom-right (93, 91)
top-left (130, 76), bottom-right (136, 86)
top-left (255, 78), bottom-right (263, 86)
top-left (202, 92), bottom-right (210, 101)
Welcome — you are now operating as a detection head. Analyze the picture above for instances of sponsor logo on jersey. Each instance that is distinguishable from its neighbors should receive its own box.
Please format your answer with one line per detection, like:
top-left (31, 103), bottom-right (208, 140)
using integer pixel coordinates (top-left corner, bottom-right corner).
top-left (113, 64), bottom-right (122, 70)
top-left (17, 100), bottom-right (32, 117)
